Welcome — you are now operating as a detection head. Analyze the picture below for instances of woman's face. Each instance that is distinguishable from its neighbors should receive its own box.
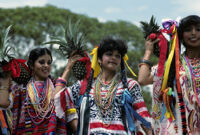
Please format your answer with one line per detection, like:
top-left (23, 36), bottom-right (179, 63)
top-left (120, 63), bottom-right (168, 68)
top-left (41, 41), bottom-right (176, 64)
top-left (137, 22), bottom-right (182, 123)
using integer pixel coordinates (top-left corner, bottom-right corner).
top-left (183, 24), bottom-right (200, 48)
top-left (99, 50), bottom-right (121, 72)
top-left (31, 53), bottom-right (52, 81)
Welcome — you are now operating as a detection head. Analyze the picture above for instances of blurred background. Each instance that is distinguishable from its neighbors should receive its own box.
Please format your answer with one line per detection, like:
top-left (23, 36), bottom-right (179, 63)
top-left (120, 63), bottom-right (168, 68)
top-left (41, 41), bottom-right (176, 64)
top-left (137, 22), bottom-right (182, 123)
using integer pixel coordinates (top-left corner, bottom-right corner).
top-left (0, 0), bottom-right (199, 111)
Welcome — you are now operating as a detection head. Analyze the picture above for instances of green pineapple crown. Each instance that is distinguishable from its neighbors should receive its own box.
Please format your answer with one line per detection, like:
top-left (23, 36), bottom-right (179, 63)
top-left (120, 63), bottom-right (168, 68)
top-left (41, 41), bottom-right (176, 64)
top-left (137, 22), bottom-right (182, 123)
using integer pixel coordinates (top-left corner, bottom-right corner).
top-left (45, 19), bottom-right (86, 58)
top-left (0, 25), bottom-right (15, 65)
top-left (140, 15), bottom-right (160, 39)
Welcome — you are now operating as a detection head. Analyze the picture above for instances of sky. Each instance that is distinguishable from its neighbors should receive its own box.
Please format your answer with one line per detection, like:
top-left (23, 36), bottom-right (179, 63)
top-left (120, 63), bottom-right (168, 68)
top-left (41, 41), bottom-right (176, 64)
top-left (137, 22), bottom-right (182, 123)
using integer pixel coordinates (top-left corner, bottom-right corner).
top-left (0, 0), bottom-right (200, 27)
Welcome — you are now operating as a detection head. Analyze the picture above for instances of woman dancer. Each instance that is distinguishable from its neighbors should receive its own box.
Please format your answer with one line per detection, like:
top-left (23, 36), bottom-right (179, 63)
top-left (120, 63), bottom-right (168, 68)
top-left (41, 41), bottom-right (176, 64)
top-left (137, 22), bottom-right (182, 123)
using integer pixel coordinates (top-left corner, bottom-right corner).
top-left (138, 15), bottom-right (200, 134)
top-left (54, 36), bottom-right (152, 134)
top-left (0, 47), bottom-right (78, 134)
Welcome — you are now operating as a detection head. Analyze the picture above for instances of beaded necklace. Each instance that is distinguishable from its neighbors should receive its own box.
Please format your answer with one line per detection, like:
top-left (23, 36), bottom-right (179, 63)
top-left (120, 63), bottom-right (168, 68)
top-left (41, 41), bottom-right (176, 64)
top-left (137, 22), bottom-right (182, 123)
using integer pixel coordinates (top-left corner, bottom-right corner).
top-left (183, 55), bottom-right (200, 107)
top-left (25, 78), bottom-right (54, 125)
top-left (94, 74), bottom-right (119, 126)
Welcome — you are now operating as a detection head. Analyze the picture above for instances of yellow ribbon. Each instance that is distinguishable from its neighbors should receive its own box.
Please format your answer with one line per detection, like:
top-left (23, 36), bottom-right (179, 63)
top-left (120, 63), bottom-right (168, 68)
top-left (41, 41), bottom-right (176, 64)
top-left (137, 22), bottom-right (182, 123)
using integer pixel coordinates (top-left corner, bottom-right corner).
top-left (90, 47), bottom-right (137, 78)
top-left (123, 54), bottom-right (137, 77)
top-left (90, 46), bottom-right (101, 78)
top-left (161, 26), bottom-right (177, 91)
top-left (161, 25), bottom-right (177, 120)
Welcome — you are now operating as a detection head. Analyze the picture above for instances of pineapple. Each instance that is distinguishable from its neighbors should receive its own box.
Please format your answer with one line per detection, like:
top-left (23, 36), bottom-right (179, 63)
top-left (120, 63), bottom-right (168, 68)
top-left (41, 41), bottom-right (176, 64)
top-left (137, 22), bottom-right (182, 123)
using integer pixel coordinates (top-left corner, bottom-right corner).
top-left (140, 15), bottom-right (161, 57)
top-left (45, 19), bottom-right (87, 80)
top-left (12, 63), bottom-right (31, 85)
top-left (0, 25), bottom-right (30, 84)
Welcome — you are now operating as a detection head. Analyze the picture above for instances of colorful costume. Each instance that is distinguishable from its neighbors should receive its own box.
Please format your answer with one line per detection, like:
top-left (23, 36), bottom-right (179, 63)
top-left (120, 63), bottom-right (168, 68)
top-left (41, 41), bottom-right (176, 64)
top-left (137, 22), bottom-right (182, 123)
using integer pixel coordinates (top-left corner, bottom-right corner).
top-left (0, 109), bottom-right (12, 135)
top-left (152, 54), bottom-right (200, 134)
top-left (55, 74), bottom-right (151, 135)
top-left (8, 78), bottom-right (77, 135)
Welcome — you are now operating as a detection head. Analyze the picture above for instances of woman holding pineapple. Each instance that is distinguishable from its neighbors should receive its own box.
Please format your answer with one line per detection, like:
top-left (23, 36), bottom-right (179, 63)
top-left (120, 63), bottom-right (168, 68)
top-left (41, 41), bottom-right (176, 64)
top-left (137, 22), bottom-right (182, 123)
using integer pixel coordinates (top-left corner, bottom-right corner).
top-left (54, 36), bottom-right (152, 134)
top-left (138, 15), bottom-right (200, 135)
top-left (0, 47), bottom-right (78, 134)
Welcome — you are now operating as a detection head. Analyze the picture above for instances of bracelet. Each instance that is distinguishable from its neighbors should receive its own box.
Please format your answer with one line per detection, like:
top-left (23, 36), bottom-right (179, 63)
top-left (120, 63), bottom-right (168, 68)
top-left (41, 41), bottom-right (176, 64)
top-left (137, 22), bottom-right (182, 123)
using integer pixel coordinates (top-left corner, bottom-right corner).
top-left (55, 83), bottom-right (66, 87)
top-left (56, 77), bottom-right (67, 86)
top-left (140, 59), bottom-right (152, 67)
top-left (138, 63), bottom-right (151, 68)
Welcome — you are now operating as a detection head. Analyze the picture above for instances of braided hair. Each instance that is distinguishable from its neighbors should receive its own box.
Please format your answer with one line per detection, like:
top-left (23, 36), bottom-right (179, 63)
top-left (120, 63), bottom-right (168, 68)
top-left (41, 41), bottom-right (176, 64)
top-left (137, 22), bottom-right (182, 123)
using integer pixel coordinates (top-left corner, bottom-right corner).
top-left (85, 36), bottom-right (128, 94)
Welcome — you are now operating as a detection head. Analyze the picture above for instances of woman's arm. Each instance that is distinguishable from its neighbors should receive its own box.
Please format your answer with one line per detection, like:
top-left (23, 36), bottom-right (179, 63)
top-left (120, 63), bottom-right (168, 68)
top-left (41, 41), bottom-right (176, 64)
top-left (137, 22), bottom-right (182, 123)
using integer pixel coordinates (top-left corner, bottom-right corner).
top-left (54, 53), bottom-right (82, 96)
top-left (138, 38), bottom-right (159, 85)
top-left (0, 72), bottom-right (11, 108)
top-left (67, 118), bottom-right (78, 133)
top-left (54, 53), bottom-right (82, 132)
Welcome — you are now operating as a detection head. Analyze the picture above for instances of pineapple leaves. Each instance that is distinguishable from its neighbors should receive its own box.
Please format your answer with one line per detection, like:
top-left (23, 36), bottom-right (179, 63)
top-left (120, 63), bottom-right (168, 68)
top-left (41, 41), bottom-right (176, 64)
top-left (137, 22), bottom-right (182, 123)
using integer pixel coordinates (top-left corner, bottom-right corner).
top-left (3, 25), bottom-right (12, 48)
top-left (44, 18), bottom-right (86, 58)
top-left (0, 25), bottom-right (15, 63)
top-left (140, 15), bottom-right (160, 39)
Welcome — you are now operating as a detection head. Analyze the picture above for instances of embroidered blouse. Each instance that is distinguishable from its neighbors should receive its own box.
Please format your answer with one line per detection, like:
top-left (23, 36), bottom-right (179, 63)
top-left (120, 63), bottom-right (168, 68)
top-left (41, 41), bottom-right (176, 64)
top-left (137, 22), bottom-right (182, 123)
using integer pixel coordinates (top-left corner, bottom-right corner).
top-left (152, 55), bottom-right (200, 135)
top-left (7, 78), bottom-right (77, 135)
top-left (55, 77), bottom-right (151, 135)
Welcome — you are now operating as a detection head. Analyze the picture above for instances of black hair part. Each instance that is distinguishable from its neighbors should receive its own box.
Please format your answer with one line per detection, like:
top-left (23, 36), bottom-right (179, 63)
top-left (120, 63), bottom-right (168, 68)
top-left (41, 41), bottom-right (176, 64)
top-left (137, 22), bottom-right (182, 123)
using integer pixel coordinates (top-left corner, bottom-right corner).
top-left (27, 47), bottom-right (52, 71)
top-left (178, 15), bottom-right (200, 44)
top-left (97, 36), bottom-right (128, 59)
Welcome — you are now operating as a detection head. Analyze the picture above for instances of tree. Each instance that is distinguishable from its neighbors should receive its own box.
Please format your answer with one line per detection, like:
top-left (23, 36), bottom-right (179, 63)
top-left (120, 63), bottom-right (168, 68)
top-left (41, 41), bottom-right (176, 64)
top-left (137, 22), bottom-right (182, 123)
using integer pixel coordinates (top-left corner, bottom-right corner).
top-left (0, 5), bottom-right (155, 110)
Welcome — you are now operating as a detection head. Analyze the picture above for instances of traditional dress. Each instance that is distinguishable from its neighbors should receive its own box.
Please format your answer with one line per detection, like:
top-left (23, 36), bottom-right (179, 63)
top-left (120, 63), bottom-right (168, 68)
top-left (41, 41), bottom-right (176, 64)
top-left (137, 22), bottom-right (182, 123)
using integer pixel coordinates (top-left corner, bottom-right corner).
top-left (0, 109), bottom-right (12, 135)
top-left (55, 74), bottom-right (151, 135)
top-left (152, 54), bottom-right (200, 135)
top-left (8, 78), bottom-right (77, 135)
top-left (0, 85), bottom-right (13, 135)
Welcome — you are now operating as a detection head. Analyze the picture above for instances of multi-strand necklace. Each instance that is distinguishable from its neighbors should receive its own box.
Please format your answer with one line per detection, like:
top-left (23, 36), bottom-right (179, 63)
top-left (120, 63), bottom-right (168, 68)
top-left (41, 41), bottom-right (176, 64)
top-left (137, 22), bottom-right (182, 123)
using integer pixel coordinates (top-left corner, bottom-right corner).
top-left (183, 55), bottom-right (200, 107)
top-left (25, 78), bottom-right (54, 125)
top-left (94, 74), bottom-right (119, 126)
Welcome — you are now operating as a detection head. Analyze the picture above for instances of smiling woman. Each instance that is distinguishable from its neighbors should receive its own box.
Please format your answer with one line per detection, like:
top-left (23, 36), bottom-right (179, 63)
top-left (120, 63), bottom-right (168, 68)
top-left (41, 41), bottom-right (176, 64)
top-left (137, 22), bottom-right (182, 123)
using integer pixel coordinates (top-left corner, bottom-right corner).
top-left (0, 47), bottom-right (78, 134)
top-left (54, 36), bottom-right (152, 135)
top-left (138, 15), bottom-right (200, 135)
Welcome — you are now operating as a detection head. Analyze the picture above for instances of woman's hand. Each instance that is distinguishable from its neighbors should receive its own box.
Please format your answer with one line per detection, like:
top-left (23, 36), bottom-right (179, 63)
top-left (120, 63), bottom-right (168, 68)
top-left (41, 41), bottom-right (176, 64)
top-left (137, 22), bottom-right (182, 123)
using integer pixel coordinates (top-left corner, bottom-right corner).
top-left (144, 38), bottom-right (160, 60)
top-left (54, 52), bottom-right (82, 97)
top-left (138, 38), bottom-right (160, 85)
top-left (65, 54), bottom-right (82, 71)
top-left (61, 53), bottom-right (82, 80)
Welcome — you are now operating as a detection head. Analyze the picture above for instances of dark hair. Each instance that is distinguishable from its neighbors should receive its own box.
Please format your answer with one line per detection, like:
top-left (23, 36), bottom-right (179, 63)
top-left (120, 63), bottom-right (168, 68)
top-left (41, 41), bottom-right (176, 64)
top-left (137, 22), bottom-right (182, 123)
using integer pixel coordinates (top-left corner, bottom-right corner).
top-left (84, 36), bottom-right (129, 96)
top-left (178, 15), bottom-right (200, 44)
top-left (97, 36), bottom-right (128, 59)
top-left (27, 47), bottom-right (52, 71)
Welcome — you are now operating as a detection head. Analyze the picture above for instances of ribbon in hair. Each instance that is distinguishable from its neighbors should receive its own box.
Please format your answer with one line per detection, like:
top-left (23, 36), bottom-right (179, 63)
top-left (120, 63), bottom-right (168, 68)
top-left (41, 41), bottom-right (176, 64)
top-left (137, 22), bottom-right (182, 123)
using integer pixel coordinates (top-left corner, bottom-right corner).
top-left (90, 46), bottom-right (100, 78)
top-left (123, 54), bottom-right (137, 77)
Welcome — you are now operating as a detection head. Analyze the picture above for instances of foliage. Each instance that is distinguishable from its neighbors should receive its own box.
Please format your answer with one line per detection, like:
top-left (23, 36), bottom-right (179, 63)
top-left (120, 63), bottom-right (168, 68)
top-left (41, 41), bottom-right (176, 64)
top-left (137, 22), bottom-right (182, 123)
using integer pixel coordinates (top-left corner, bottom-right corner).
top-left (0, 5), bottom-right (156, 108)
top-left (0, 25), bottom-right (15, 63)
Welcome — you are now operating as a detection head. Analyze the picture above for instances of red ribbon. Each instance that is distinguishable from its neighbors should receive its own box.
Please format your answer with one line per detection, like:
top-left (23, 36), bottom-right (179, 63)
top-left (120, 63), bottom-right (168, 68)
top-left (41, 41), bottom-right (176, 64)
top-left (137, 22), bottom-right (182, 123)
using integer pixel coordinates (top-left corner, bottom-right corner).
top-left (156, 33), bottom-right (168, 77)
top-left (60, 90), bottom-right (66, 112)
top-left (175, 33), bottom-right (181, 94)
top-left (78, 56), bottom-right (91, 95)
top-left (149, 32), bottom-right (168, 77)
top-left (2, 59), bottom-right (30, 78)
